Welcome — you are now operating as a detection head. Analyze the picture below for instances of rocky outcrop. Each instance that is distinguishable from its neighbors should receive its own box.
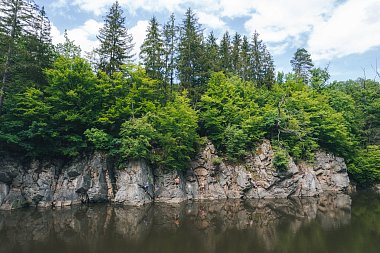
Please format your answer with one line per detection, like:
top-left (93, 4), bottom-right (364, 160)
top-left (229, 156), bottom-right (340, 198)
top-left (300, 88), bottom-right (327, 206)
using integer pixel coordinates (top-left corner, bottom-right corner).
top-left (184, 140), bottom-right (350, 200)
top-left (0, 140), bottom-right (351, 209)
top-left (0, 153), bottom-right (115, 210)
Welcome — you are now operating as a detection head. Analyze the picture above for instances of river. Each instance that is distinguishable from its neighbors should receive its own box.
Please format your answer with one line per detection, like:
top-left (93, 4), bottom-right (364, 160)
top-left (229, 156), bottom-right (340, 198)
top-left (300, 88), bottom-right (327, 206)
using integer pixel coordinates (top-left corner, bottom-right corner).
top-left (0, 193), bottom-right (379, 253)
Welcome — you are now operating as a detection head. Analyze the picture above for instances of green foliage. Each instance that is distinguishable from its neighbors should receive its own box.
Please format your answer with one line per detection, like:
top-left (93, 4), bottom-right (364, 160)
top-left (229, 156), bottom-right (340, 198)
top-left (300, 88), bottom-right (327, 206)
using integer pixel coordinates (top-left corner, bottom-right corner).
top-left (212, 157), bottom-right (223, 166)
top-left (348, 146), bottom-right (380, 187)
top-left (222, 125), bottom-right (248, 161)
top-left (120, 116), bottom-right (155, 160)
top-left (119, 93), bottom-right (199, 170)
top-left (199, 72), bottom-right (266, 159)
top-left (150, 93), bottom-right (199, 170)
top-left (84, 128), bottom-right (113, 151)
top-left (273, 147), bottom-right (289, 172)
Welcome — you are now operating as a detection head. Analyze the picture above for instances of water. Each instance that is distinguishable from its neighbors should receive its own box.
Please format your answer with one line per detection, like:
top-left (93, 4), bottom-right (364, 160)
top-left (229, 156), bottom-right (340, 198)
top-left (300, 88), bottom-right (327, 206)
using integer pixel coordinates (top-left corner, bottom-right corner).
top-left (0, 193), bottom-right (379, 253)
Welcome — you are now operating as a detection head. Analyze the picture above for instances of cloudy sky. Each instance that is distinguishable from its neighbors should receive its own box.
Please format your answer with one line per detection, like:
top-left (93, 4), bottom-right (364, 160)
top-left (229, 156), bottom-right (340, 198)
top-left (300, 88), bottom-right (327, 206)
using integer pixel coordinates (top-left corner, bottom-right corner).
top-left (35, 0), bottom-right (380, 81)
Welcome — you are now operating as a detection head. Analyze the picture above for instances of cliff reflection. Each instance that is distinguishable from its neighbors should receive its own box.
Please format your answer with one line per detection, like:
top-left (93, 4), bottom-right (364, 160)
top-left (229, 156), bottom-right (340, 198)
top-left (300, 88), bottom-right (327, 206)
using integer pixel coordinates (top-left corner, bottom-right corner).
top-left (0, 194), bottom-right (353, 253)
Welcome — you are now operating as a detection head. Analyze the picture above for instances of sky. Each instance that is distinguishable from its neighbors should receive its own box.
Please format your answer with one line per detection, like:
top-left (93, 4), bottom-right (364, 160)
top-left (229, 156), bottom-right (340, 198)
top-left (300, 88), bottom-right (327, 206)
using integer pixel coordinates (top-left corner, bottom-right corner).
top-left (34, 0), bottom-right (380, 81)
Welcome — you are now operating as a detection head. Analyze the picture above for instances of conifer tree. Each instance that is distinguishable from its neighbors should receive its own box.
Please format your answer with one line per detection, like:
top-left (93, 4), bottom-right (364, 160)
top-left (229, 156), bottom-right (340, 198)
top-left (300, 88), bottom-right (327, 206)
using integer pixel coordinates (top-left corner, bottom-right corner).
top-left (290, 48), bottom-right (314, 84)
top-left (177, 8), bottom-right (207, 103)
top-left (140, 17), bottom-right (165, 82)
top-left (249, 31), bottom-right (275, 88)
top-left (0, 0), bottom-right (39, 110)
top-left (162, 13), bottom-right (177, 91)
top-left (219, 31), bottom-right (231, 73)
top-left (205, 31), bottom-right (220, 73)
top-left (240, 35), bottom-right (250, 81)
top-left (96, 1), bottom-right (134, 76)
top-left (231, 32), bottom-right (241, 75)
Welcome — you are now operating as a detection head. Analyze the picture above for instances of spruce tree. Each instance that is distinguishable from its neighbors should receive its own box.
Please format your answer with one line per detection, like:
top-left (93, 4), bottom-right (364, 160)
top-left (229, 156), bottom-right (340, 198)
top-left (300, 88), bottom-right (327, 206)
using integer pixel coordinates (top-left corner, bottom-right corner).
top-left (0, 0), bottom-right (38, 111)
top-left (205, 31), bottom-right (220, 73)
top-left (249, 31), bottom-right (275, 88)
top-left (290, 48), bottom-right (314, 84)
top-left (231, 32), bottom-right (241, 75)
top-left (140, 17), bottom-right (165, 82)
top-left (162, 13), bottom-right (177, 92)
top-left (219, 31), bottom-right (231, 74)
top-left (240, 35), bottom-right (250, 81)
top-left (177, 8), bottom-right (207, 103)
top-left (96, 1), bottom-right (134, 76)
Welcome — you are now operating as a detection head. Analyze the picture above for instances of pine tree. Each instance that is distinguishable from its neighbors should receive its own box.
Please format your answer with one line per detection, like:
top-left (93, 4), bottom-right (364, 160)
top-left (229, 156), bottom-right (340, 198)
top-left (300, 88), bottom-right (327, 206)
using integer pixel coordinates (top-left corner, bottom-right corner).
top-left (219, 31), bottom-right (231, 74)
top-left (140, 17), bottom-right (165, 82)
top-left (162, 13), bottom-right (177, 92)
top-left (290, 48), bottom-right (314, 84)
top-left (177, 8), bottom-right (207, 103)
top-left (96, 1), bottom-right (134, 76)
top-left (231, 32), bottom-right (241, 75)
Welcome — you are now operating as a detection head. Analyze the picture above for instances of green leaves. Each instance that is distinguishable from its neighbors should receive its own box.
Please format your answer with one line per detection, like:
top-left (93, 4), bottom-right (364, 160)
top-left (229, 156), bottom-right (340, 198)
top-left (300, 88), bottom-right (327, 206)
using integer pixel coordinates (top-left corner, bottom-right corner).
top-left (119, 93), bottom-right (199, 170)
top-left (120, 116), bottom-right (155, 161)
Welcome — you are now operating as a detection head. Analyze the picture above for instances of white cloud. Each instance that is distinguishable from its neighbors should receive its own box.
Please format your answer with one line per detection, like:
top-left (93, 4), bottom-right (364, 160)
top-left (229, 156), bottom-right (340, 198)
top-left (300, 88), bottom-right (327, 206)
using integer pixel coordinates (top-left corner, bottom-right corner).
top-left (72, 0), bottom-right (184, 15)
top-left (197, 11), bottom-right (226, 30)
top-left (219, 0), bottom-right (256, 18)
top-left (244, 0), bottom-right (336, 43)
top-left (50, 0), bottom-right (380, 62)
top-left (308, 0), bottom-right (380, 61)
top-left (50, 19), bottom-right (103, 54)
top-left (129, 20), bottom-right (150, 62)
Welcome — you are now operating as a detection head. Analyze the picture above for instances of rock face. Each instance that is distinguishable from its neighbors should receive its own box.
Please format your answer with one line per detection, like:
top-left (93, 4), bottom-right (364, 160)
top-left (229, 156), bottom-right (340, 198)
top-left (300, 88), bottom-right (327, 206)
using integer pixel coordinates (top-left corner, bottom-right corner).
top-left (184, 140), bottom-right (350, 200)
top-left (0, 140), bottom-right (351, 210)
top-left (113, 160), bottom-right (154, 206)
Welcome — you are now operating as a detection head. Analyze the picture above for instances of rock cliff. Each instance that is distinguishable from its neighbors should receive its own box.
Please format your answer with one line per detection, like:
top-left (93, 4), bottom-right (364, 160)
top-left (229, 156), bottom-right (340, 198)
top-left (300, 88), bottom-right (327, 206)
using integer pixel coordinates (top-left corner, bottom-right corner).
top-left (0, 140), bottom-right (350, 210)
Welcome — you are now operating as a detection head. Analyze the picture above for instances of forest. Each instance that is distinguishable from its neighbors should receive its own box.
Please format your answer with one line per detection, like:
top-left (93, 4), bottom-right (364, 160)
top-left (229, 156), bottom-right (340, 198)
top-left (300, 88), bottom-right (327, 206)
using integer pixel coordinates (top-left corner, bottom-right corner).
top-left (0, 0), bottom-right (379, 188)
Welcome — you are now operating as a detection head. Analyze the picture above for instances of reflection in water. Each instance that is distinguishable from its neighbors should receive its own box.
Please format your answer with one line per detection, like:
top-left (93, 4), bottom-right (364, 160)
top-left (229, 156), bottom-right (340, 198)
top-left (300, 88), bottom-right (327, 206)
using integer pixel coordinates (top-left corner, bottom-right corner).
top-left (0, 193), bottom-right (379, 253)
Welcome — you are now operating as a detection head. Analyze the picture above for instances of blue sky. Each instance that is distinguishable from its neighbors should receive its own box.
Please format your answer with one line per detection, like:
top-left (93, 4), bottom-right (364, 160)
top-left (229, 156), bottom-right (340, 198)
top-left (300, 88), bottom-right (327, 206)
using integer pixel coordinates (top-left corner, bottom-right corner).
top-left (35, 0), bottom-right (380, 81)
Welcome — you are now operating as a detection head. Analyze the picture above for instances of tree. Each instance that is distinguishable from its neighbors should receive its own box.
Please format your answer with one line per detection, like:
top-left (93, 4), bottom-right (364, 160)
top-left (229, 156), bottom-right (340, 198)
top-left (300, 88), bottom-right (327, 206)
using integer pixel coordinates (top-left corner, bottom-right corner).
top-left (310, 66), bottom-right (330, 91)
top-left (219, 31), bottom-right (231, 73)
top-left (231, 32), bottom-right (241, 75)
top-left (177, 8), bottom-right (207, 103)
top-left (249, 31), bottom-right (275, 88)
top-left (290, 48), bottom-right (314, 84)
top-left (205, 31), bottom-right (220, 74)
top-left (162, 13), bottom-right (177, 92)
top-left (140, 17), bottom-right (165, 82)
top-left (96, 1), bottom-right (134, 76)
top-left (239, 35), bottom-right (250, 81)
top-left (0, 0), bottom-right (34, 111)
top-left (22, 5), bottom-right (54, 86)
top-left (56, 30), bottom-right (81, 58)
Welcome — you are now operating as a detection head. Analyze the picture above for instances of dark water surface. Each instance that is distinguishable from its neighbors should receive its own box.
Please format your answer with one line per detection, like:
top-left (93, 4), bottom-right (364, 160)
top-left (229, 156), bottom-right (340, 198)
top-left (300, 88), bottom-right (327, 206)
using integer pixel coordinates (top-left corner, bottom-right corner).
top-left (0, 193), bottom-right (379, 253)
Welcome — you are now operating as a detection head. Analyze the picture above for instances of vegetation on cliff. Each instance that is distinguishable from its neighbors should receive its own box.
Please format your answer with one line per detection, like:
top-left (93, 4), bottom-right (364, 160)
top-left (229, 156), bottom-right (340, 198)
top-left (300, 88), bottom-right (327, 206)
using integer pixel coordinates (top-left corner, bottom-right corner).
top-left (0, 1), bottom-right (379, 187)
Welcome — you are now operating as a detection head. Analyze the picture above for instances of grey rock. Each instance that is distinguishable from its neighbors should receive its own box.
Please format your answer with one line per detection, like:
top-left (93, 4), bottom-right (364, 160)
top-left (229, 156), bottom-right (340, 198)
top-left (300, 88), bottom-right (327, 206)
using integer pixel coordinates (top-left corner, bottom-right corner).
top-left (0, 188), bottom-right (28, 210)
top-left (0, 182), bottom-right (9, 206)
top-left (154, 168), bottom-right (187, 203)
top-left (113, 160), bottom-right (153, 206)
